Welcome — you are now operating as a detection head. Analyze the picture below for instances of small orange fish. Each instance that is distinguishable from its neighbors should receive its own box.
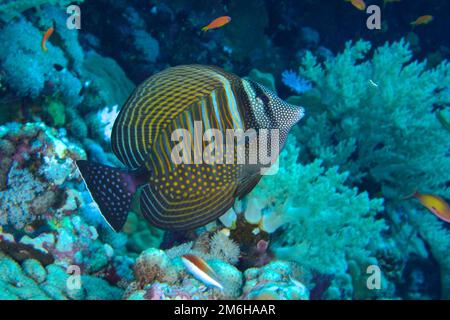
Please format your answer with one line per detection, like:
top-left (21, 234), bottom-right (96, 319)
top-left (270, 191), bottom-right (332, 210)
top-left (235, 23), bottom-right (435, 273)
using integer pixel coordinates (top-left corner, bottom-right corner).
top-left (42, 27), bottom-right (54, 52)
top-left (406, 191), bottom-right (450, 222)
top-left (346, 0), bottom-right (366, 11)
top-left (411, 15), bottom-right (434, 27)
top-left (201, 16), bottom-right (231, 32)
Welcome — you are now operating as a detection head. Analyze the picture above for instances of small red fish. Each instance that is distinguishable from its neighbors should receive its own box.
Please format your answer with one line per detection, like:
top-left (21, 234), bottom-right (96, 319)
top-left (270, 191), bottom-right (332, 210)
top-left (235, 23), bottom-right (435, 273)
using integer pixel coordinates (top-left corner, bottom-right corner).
top-left (411, 15), bottom-right (434, 27)
top-left (345, 0), bottom-right (366, 11)
top-left (201, 16), bottom-right (231, 32)
top-left (42, 27), bottom-right (54, 52)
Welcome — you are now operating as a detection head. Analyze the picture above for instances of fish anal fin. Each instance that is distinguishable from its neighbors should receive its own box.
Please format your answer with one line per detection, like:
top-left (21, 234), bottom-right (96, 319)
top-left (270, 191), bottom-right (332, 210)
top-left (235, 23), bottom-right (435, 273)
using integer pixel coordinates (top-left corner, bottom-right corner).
top-left (139, 164), bottom-right (237, 231)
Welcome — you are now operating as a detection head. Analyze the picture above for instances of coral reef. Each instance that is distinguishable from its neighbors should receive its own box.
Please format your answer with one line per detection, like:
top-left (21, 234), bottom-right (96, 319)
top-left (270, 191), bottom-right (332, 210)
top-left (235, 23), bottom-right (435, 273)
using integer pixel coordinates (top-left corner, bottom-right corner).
top-left (125, 247), bottom-right (243, 300)
top-left (0, 18), bottom-right (81, 105)
top-left (0, 0), bottom-right (83, 22)
top-left (0, 0), bottom-right (449, 301)
top-left (223, 136), bottom-right (387, 298)
top-left (125, 247), bottom-right (309, 300)
top-left (0, 122), bottom-right (85, 229)
top-left (0, 254), bottom-right (121, 300)
top-left (242, 261), bottom-right (309, 300)
top-left (0, 122), bottom-right (135, 299)
top-left (295, 40), bottom-right (450, 202)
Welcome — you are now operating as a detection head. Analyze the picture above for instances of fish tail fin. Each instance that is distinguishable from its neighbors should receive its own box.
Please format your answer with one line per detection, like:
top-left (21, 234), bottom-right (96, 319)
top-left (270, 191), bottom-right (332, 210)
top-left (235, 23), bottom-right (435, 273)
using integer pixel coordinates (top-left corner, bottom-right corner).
top-left (201, 26), bottom-right (209, 32)
top-left (76, 160), bottom-right (145, 231)
top-left (401, 189), bottom-right (419, 200)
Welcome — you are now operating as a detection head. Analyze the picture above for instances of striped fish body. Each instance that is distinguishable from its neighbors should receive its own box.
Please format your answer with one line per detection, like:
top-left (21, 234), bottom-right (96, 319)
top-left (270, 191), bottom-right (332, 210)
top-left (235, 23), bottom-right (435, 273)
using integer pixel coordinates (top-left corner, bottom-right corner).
top-left (76, 65), bottom-right (304, 231)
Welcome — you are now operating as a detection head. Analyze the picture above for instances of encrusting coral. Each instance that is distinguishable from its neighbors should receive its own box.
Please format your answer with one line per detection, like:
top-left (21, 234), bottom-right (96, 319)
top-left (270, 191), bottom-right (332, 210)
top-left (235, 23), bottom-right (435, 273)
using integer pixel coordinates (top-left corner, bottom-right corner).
top-left (0, 122), bottom-right (139, 299)
top-left (242, 261), bottom-right (309, 300)
top-left (0, 122), bottom-right (85, 229)
top-left (125, 246), bottom-right (310, 300)
top-left (125, 247), bottom-right (242, 300)
top-left (0, 254), bottom-right (121, 300)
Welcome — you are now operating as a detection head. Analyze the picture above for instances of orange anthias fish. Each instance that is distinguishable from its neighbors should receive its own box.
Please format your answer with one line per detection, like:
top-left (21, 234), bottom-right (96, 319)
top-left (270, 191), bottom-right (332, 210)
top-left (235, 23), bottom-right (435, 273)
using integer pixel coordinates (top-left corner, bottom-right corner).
top-left (201, 16), bottom-right (231, 32)
top-left (345, 0), bottom-right (366, 11)
top-left (41, 27), bottom-right (54, 52)
top-left (406, 191), bottom-right (450, 222)
top-left (411, 15), bottom-right (434, 27)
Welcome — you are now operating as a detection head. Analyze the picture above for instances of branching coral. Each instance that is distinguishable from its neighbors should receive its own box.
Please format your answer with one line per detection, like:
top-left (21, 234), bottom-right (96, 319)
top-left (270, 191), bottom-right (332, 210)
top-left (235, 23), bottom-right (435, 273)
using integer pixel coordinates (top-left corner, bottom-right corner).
top-left (0, 17), bottom-right (82, 106)
top-left (409, 210), bottom-right (450, 299)
top-left (242, 136), bottom-right (385, 278)
top-left (0, 0), bottom-right (83, 22)
top-left (295, 39), bottom-right (450, 201)
top-left (284, 39), bottom-right (450, 298)
top-left (281, 70), bottom-right (312, 94)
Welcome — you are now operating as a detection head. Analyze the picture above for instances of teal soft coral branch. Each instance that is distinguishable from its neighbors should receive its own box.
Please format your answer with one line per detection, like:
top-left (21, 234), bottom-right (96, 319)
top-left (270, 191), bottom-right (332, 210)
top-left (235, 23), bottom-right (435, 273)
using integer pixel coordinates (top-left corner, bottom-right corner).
top-left (0, 0), bottom-right (84, 22)
top-left (242, 136), bottom-right (385, 277)
top-left (295, 39), bottom-right (450, 203)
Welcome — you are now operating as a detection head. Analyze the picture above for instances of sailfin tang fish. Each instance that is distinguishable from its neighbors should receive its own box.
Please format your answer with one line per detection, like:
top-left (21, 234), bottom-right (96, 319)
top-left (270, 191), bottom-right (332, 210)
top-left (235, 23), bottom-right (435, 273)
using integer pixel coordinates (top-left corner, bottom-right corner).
top-left (182, 254), bottom-right (223, 290)
top-left (77, 65), bottom-right (304, 231)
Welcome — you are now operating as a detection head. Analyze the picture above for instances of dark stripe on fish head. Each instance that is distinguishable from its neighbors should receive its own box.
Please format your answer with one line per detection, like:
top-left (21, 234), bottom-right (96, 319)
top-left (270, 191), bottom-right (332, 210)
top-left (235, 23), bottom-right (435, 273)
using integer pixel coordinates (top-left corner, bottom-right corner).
top-left (242, 79), bottom-right (305, 152)
top-left (248, 80), bottom-right (304, 130)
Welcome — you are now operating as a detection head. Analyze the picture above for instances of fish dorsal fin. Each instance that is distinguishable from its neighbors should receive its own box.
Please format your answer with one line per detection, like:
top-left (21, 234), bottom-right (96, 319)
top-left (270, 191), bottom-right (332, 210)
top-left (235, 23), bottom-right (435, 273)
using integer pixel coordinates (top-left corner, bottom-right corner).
top-left (111, 65), bottom-right (241, 169)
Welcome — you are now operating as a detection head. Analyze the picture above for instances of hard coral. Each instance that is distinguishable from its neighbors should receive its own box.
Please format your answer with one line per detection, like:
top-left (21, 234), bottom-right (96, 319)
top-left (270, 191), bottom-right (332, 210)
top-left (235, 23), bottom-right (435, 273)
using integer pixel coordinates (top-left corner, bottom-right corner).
top-left (0, 122), bottom-right (85, 230)
top-left (129, 247), bottom-right (243, 299)
top-left (242, 261), bottom-right (309, 300)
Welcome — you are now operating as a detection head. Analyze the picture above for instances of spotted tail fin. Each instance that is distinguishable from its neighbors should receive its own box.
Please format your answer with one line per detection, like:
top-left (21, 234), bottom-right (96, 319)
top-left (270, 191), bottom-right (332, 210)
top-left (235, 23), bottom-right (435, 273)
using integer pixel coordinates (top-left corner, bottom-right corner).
top-left (75, 160), bottom-right (146, 231)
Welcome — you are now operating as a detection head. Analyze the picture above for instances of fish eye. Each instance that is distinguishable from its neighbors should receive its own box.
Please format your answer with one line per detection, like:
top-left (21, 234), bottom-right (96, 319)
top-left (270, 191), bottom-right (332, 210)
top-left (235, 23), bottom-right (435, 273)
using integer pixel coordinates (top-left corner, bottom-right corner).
top-left (257, 93), bottom-right (270, 107)
top-left (256, 96), bottom-right (263, 104)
